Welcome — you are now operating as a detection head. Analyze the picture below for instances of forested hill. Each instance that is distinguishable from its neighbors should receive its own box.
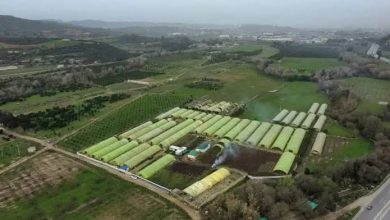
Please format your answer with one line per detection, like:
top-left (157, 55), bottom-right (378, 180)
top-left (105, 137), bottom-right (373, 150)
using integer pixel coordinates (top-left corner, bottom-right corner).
top-left (0, 15), bottom-right (108, 38)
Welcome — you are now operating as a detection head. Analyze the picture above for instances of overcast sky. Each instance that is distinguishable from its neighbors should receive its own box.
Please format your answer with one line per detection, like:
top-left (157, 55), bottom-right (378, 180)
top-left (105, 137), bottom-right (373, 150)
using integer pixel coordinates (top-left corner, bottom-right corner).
top-left (1, 0), bottom-right (390, 29)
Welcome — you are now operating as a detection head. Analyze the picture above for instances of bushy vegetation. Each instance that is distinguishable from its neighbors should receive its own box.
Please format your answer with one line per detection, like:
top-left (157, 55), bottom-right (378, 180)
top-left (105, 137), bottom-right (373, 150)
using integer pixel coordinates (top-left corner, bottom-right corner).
top-left (93, 70), bottom-right (163, 85)
top-left (116, 34), bottom-right (159, 43)
top-left (185, 78), bottom-right (224, 90)
top-left (0, 94), bottom-right (129, 131)
top-left (60, 94), bottom-right (192, 152)
top-left (161, 36), bottom-right (193, 51)
top-left (0, 138), bottom-right (40, 167)
top-left (271, 42), bottom-right (340, 59)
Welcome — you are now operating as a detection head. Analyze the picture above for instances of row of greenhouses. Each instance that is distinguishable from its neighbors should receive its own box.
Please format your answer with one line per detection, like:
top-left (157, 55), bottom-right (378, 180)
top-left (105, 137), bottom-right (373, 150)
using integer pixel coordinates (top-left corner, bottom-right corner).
top-left (272, 108), bottom-right (327, 131)
top-left (183, 168), bottom-right (231, 197)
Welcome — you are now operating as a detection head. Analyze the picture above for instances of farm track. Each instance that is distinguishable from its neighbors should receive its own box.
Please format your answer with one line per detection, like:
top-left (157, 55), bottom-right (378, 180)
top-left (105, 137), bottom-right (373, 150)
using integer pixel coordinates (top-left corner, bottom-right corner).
top-left (0, 127), bottom-right (201, 220)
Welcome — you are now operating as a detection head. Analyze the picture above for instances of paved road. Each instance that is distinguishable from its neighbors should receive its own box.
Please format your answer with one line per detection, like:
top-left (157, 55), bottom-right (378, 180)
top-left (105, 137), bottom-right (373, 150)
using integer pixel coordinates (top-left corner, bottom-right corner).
top-left (354, 177), bottom-right (390, 220)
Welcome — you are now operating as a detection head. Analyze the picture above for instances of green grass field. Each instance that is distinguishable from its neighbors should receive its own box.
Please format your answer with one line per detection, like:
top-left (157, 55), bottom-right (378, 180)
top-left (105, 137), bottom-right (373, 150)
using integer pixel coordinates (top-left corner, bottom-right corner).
top-left (0, 65), bottom-right (56, 76)
top-left (280, 57), bottom-right (344, 73)
top-left (242, 81), bottom-right (328, 121)
top-left (0, 156), bottom-right (189, 220)
top-left (325, 120), bottom-right (355, 138)
top-left (338, 77), bottom-right (390, 114)
top-left (0, 138), bottom-right (40, 168)
top-left (59, 94), bottom-right (191, 152)
top-left (332, 138), bottom-right (373, 162)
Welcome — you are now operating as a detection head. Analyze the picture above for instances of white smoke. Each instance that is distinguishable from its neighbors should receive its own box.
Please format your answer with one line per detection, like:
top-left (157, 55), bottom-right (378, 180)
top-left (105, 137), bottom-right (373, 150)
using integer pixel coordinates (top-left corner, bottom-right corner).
top-left (212, 143), bottom-right (240, 169)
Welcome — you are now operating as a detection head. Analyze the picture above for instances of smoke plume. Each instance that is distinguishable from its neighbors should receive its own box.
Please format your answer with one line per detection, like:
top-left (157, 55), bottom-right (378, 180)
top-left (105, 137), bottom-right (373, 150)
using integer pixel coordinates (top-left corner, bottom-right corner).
top-left (212, 143), bottom-right (240, 169)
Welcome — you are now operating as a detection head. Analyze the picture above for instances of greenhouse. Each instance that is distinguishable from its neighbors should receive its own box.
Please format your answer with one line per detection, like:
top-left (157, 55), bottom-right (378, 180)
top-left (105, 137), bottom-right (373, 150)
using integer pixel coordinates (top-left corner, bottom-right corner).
top-left (186, 111), bottom-right (201, 119)
top-left (285, 128), bottom-right (306, 154)
top-left (150, 119), bottom-right (195, 145)
top-left (301, 113), bottom-right (316, 129)
top-left (159, 120), bottom-right (203, 148)
top-left (138, 154), bottom-right (176, 179)
top-left (308, 103), bottom-right (320, 114)
top-left (194, 115), bottom-right (223, 134)
top-left (183, 168), bottom-right (230, 197)
top-left (258, 124), bottom-right (283, 148)
top-left (199, 113), bottom-right (214, 122)
top-left (281, 111), bottom-right (297, 125)
top-left (317, 103), bottom-right (328, 115)
top-left (223, 119), bottom-right (251, 140)
top-left (171, 108), bottom-right (188, 117)
top-left (92, 138), bottom-right (129, 158)
top-left (193, 112), bottom-right (207, 120)
top-left (119, 121), bottom-right (153, 138)
top-left (272, 109), bottom-right (289, 123)
top-left (271, 127), bottom-right (294, 151)
top-left (214, 118), bottom-right (241, 138)
top-left (136, 120), bottom-right (177, 143)
top-left (245, 122), bottom-right (271, 146)
top-left (214, 138), bottom-right (231, 149)
top-left (290, 112), bottom-right (306, 127)
top-left (110, 143), bottom-right (151, 166)
top-left (101, 140), bottom-right (139, 162)
top-left (128, 119), bottom-right (169, 140)
top-left (313, 115), bottom-right (327, 131)
top-left (234, 121), bottom-right (261, 143)
top-left (311, 132), bottom-right (326, 155)
top-left (155, 107), bottom-right (180, 120)
top-left (83, 137), bottom-right (118, 155)
top-left (203, 116), bottom-right (231, 136)
top-left (124, 145), bottom-right (161, 168)
top-left (273, 152), bottom-right (296, 174)
top-left (181, 109), bottom-right (195, 118)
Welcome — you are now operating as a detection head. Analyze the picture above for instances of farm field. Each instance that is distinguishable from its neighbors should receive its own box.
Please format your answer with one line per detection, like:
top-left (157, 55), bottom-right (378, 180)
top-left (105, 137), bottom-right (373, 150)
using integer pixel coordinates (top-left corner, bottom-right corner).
top-left (0, 151), bottom-right (190, 220)
top-left (0, 87), bottom-right (106, 115)
top-left (242, 81), bottom-right (329, 121)
top-left (0, 137), bottom-right (41, 168)
top-left (338, 77), bottom-right (390, 114)
top-left (331, 138), bottom-right (373, 162)
top-left (280, 57), bottom-right (344, 73)
top-left (59, 94), bottom-right (191, 152)
top-left (324, 120), bottom-right (355, 138)
top-left (0, 65), bottom-right (56, 76)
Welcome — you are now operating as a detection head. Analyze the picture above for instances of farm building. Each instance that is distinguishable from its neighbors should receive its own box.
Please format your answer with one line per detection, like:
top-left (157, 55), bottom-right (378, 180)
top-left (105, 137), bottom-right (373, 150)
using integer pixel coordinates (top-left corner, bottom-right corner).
top-left (317, 104), bottom-right (328, 115)
top-left (169, 145), bottom-right (187, 155)
top-left (119, 121), bottom-right (153, 138)
top-left (138, 154), bottom-right (176, 179)
top-left (311, 132), bottom-right (326, 155)
top-left (258, 124), bottom-right (283, 148)
top-left (223, 119), bottom-right (251, 140)
top-left (213, 118), bottom-right (241, 138)
top-left (273, 152), bottom-right (296, 174)
top-left (291, 112), bottom-right (306, 127)
top-left (196, 143), bottom-right (211, 153)
top-left (313, 115), bottom-right (327, 131)
top-left (272, 109), bottom-right (289, 123)
top-left (281, 111), bottom-right (297, 125)
top-left (284, 128), bottom-right (306, 154)
top-left (183, 168), bottom-right (231, 197)
top-left (301, 113), bottom-right (316, 129)
top-left (234, 121), bottom-right (261, 143)
top-left (271, 127), bottom-right (294, 151)
top-left (245, 122), bottom-right (271, 146)
top-left (187, 150), bottom-right (200, 160)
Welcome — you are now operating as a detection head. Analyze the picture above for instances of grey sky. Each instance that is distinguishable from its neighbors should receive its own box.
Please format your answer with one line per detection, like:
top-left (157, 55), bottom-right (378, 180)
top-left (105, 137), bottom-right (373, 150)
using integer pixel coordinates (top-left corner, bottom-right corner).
top-left (1, 0), bottom-right (389, 29)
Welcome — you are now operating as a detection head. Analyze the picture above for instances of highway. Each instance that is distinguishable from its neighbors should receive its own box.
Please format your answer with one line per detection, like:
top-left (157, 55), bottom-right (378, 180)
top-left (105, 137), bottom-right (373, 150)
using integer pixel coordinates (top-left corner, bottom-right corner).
top-left (354, 176), bottom-right (390, 220)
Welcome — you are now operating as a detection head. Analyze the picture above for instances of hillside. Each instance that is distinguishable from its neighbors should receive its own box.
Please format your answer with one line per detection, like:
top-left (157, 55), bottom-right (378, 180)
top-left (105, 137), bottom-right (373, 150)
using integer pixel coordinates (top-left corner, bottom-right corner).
top-left (0, 15), bottom-right (108, 38)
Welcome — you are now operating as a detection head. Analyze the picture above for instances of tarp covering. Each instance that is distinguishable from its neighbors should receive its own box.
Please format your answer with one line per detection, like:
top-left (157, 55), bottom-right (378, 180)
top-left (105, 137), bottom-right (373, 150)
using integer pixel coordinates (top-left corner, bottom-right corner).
top-left (235, 121), bottom-right (261, 143)
top-left (258, 124), bottom-right (283, 148)
top-left (271, 127), bottom-right (294, 151)
top-left (119, 121), bottom-right (153, 138)
top-left (308, 103), bottom-right (320, 114)
top-left (313, 115), bottom-right (327, 131)
top-left (311, 132), bottom-right (326, 155)
top-left (317, 103), bottom-right (328, 115)
top-left (301, 113), bottom-right (316, 129)
top-left (291, 112), bottom-right (306, 127)
top-left (214, 118), bottom-right (241, 138)
top-left (101, 140), bottom-right (139, 162)
top-left (92, 138), bottom-right (129, 158)
top-left (155, 107), bottom-right (180, 120)
top-left (110, 143), bottom-right (151, 166)
top-left (124, 145), bottom-right (161, 168)
top-left (128, 119), bottom-right (169, 140)
top-left (246, 122), bottom-right (271, 146)
top-left (272, 109), bottom-right (289, 123)
top-left (150, 119), bottom-right (194, 145)
top-left (183, 168), bottom-right (230, 197)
